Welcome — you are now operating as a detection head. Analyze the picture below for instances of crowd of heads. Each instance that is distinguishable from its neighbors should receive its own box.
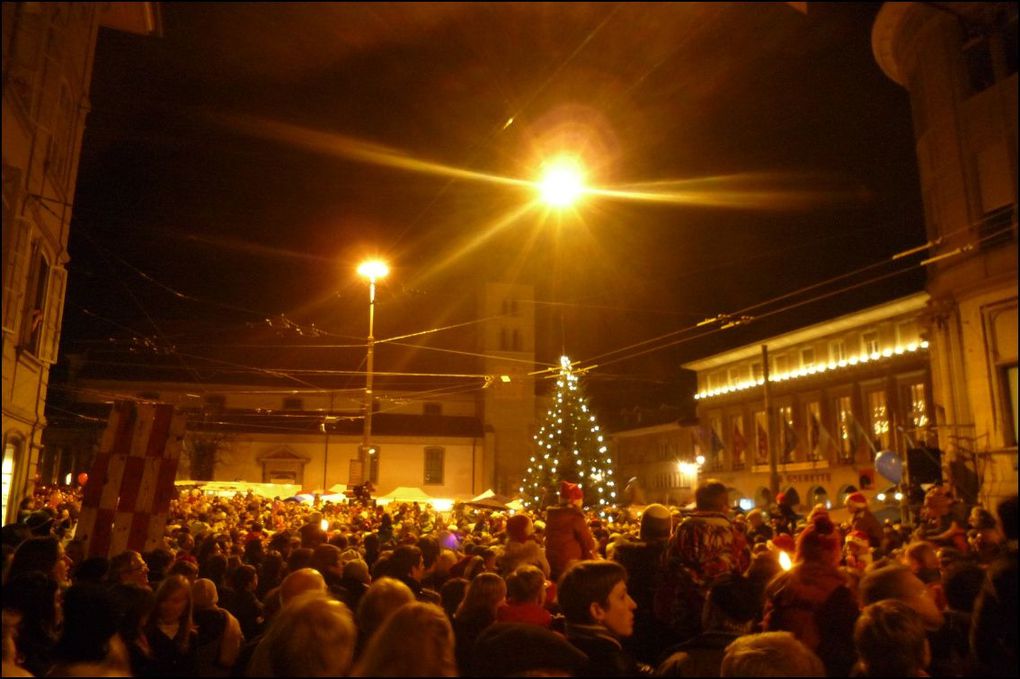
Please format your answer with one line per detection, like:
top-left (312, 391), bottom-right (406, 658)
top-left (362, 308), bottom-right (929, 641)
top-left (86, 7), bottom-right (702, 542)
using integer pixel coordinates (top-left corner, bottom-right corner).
top-left (1, 479), bottom-right (1015, 677)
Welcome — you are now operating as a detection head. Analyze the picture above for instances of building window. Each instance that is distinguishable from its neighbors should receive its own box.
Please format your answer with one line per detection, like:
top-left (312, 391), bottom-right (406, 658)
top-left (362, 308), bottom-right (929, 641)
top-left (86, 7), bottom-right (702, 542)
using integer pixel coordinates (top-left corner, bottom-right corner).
top-left (1005, 365), bottom-right (1018, 446)
top-left (368, 447), bottom-right (380, 484)
top-left (896, 321), bottom-right (916, 347)
top-left (424, 446), bottom-right (444, 485)
top-left (20, 246), bottom-right (49, 356)
top-left (861, 331), bottom-right (880, 356)
top-left (282, 397), bottom-right (303, 410)
top-left (806, 401), bottom-right (822, 461)
top-left (836, 396), bottom-right (855, 464)
top-left (709, 417), bottom-right (724, 472)
top-left (867, 390), bottom-right (890, 450)
top-left (751, 362), bottom-right (763, 382)
top-left (800, 347), bottom-right (815, 368)
top-left (772, 354), bottom-right (789, 376)
top-left (778, 405), bottom-right (796, 463)
top-left (829, 339), bottom-right (847, 364)
top-left (727, 366), bottom-right (744, 386)
top-left (908, 383), bottom-right (928, 429)
top-left (423, 402), bottom-right (442, 416)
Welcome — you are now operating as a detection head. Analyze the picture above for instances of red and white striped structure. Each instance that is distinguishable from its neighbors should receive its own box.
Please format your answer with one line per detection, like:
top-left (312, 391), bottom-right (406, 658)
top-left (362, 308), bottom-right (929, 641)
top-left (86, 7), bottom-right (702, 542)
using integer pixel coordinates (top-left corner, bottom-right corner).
top-left (75, 401), bottom-right (186, 557)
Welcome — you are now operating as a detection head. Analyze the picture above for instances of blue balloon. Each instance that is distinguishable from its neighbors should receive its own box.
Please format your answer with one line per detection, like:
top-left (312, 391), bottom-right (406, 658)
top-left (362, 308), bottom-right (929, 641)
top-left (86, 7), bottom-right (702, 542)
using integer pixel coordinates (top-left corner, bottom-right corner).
top-left (875, 450), bottom-right (903, 483)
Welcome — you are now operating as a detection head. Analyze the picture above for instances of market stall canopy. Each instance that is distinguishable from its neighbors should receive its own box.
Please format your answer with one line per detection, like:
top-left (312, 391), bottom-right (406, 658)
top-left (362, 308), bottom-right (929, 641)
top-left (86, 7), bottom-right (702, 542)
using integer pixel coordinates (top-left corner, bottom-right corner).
top-left (377, 486), bottom-right (436, 503)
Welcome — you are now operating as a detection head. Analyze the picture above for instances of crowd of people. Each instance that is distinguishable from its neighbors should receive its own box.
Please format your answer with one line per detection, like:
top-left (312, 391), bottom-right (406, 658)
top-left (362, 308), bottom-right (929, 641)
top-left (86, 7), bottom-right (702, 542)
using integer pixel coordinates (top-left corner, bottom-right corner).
top-left (1, 477), bottom-right (1015, 677)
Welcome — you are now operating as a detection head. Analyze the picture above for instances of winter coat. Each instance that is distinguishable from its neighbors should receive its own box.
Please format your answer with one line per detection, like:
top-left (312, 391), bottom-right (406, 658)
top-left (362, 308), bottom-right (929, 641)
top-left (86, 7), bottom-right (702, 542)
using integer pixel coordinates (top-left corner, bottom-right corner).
top-left (612, 539), bottom-right (671, 665)
top-left (496, 601), bottom-right (553, 628)
top-left (498, 538), bottom-right (551, 577)
top-left (565, 623), bottom-right (645, 677)
top-left (763, 561), bottom-right (859, 677)
top-left (544, 505), bottom-right (596, 580)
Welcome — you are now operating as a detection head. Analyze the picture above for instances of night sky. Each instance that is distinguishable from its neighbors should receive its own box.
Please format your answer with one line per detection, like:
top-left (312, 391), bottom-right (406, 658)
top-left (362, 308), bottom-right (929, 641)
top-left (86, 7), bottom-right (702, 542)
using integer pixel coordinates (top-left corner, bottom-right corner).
top-left (63, 3), bottom-right (926, 415)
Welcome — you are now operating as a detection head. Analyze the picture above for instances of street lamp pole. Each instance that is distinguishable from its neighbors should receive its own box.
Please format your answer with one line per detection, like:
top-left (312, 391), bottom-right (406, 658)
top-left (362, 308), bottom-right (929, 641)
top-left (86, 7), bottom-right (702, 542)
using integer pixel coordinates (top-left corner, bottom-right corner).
top-left (357, 261), bottom-right (388, 482)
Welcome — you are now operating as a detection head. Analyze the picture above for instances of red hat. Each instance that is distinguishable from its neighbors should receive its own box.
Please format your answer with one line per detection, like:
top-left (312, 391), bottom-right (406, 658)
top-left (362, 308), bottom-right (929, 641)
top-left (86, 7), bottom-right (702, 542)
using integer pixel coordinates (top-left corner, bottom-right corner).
top-left (560, 481), bottom-right (584, 502)
top-left (796, 514), bottom-right (842, 564)
top-left (846, 530), bottom-right (870, 547)
top-left (506, 514), bottom-right (533, 542)
top-left (776, 492), bottom-right (787, 505)
top-left (768, 533), bottom-right (796, 553)
top-left (845, 492), bottom-right (868, 510)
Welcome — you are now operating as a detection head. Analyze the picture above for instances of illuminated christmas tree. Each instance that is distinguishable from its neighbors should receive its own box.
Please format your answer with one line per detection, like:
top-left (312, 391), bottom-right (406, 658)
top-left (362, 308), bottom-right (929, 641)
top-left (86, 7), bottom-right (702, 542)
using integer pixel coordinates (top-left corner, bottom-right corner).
top-left (519, 356), bottom-right (616, 516)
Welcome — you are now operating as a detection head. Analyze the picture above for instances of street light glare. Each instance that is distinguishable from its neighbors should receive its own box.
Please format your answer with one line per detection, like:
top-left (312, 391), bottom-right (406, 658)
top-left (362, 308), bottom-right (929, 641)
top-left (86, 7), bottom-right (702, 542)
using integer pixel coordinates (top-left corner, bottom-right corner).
top-left (357, 260), bottom-right (389, 280)
top-left (538, 159), bottom-right (585, 207)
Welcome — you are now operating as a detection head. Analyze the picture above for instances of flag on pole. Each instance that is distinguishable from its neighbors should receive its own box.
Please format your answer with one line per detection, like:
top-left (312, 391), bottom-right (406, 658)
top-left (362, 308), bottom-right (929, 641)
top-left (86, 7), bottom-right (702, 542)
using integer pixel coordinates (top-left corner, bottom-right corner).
top-left (755, 422), bottom-right (769, 466)
top-left (811, 414), bottom-right (837, 460)
top-left (851, 415), bottom-right (878, 456)
top-left (782, 419), bottom-right (798, 462)
top-left (732, 423), bottom-right (747, 467)
top-left (75, 401), bottom-right (186, 558)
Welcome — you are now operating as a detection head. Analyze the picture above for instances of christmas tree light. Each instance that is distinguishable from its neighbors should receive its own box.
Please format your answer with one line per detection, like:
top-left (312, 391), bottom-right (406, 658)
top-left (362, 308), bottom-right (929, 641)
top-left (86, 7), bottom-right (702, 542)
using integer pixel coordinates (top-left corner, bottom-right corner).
top-left (519, 356), bottom-right (615, 517)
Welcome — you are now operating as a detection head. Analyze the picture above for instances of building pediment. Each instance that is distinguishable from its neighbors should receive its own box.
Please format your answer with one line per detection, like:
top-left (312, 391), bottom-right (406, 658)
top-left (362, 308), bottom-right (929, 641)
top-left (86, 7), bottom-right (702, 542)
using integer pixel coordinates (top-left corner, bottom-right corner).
top-left (256, 447), bottom-right (309, 463)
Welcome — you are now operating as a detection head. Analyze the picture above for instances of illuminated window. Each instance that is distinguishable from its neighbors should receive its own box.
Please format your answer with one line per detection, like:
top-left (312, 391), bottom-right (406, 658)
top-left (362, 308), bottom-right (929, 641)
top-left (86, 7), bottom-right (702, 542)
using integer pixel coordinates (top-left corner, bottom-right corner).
top-left (2, 440), bottom-right (19, 524)
top-left (862, 331), bottom-right (880, 356)
top-left (868, 390), bottom-right (890, 449)
top-left (836, 396), bottom-right (855, 464)
top-left (751, 362), bottom-right (763, 382)
top-left (829, 339), bottom-right (847, 363)
top-left (709, 417), bottom-right (725, 471)
top-left (729, 414), bottom-right (746, 470)
top-left (800, 347), bottom-right (815, 368)
top-left (727, 366), bottom-right (745, 385)
top-left (424, 446), bottom-right (444, 485)
top-left (754, 411), bottom-right (768, 466)
top-left (773, 355), bottom-right (789, 375)
top-left (778, 405), bottom-right (796, 463)
top-left (908, 383), bottom-right (928, 429)
top-left (20, 246), bottom-right (50, 356)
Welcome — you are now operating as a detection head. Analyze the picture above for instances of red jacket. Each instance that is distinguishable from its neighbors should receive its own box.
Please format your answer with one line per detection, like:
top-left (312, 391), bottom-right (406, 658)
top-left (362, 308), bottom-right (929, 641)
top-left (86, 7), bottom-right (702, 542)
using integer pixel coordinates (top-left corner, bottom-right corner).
top-left (496, 601), bottom-right (553, 628)
top-left (544, 505), bottom-right (595, 580)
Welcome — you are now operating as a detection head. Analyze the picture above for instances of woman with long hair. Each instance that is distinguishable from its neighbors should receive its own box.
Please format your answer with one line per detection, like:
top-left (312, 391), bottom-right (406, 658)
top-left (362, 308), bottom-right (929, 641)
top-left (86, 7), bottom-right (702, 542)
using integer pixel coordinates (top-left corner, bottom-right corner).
top-left (453, 571), bottom-right (506, 673)
top-left (354, 577), bottom-right (415, 658)
top-left (246, 592), bottom-right (356, 677)
top-left (2, 572), bottom-right (60, 676)
top-left (352, 602), bottom-right (456, 677)
top-left (145, 574), bottom-right (198, 676)
top-left (4, 536), bottom-right (69, 586)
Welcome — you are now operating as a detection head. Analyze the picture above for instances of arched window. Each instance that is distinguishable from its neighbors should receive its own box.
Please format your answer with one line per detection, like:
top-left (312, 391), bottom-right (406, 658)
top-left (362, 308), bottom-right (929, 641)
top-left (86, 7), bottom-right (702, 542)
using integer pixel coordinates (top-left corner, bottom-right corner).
top-left (808, 485), bottom-right (829, 510)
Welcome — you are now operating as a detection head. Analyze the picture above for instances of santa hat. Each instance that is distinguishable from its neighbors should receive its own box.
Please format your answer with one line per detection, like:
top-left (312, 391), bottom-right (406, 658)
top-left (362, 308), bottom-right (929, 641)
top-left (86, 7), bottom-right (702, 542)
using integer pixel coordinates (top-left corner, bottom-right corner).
top-left (796, 514), bottom-right (842, 564)
top-left (768, 533), bottom-right (796, 554)
top-left (844, 492), bottom-right (868, 510)
top-left (560, 481), bottom-right (584, 502)
top-left (506, 514), bottom-right (533, 542)
top-left (846, 530), bottom-right (871, 548)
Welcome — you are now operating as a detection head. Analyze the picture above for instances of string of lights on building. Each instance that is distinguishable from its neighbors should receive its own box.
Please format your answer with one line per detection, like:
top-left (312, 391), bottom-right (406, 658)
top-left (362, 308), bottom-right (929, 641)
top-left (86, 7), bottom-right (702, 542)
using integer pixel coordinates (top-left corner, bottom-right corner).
top-left (694, 340), bottom-right (930, 401)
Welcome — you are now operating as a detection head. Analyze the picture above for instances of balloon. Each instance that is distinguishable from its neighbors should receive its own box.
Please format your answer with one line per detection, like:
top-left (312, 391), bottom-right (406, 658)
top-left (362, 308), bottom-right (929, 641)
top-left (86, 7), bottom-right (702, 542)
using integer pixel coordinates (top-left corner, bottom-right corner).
top-left (874, 450), bottom-right (903, 483)
top-left (77, 472), bottom-right (89, 486)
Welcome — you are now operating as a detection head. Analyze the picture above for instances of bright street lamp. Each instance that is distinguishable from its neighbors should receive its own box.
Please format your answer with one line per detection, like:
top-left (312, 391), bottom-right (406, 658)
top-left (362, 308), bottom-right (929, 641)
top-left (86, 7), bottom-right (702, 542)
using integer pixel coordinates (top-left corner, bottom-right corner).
top-left (357, 259), bottom-right (388, 483)
top-left (537, 157), bottom-right (585, 208)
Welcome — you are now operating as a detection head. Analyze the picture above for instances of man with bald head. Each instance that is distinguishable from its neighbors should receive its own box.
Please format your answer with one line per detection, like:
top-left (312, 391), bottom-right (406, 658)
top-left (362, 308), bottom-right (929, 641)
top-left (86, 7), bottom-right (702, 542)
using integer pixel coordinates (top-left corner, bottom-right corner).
top-left (280, 567), bottom-right (327, 606)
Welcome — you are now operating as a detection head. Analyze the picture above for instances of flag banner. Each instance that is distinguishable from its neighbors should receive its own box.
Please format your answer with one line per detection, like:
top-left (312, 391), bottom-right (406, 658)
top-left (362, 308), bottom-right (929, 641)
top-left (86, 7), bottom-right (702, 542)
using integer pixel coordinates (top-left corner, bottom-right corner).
top-left (811, 414), bottom-right (836, 461)
top-left (755, 422), bottom-right (769, 466)
top-left (76, 401), bottom-right (186, 557)
top-left (782, 419), bottom-right (798, 463)
top-left (852, 416), bottom-right (878, 456)
top-left (732, 423), bottom-right (747, 468)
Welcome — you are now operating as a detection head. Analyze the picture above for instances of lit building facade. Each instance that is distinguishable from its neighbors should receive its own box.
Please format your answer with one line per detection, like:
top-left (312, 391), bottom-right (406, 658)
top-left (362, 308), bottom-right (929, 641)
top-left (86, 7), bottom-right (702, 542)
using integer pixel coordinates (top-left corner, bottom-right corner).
top-left (41, 281), bottom-right (536, 501)
top-left (2, 3), bottom-right (160, 523)
top-left (873, 3), bottom-right (1018, 507)
top-left (685, 293), bottom-right (933, 512)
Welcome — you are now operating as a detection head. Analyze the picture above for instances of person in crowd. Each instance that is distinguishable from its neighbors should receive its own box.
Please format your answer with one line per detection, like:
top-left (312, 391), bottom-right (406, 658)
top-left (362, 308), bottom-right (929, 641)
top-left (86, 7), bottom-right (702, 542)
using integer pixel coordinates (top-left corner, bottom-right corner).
top-left (471, 622), bottom-right (588, 677)
top-left (497, 565), bottom-right (552, 628)
top-left (146, 548), bottom-right (174, 587)
top-left (853, 600), bottom-right (930, 677)
top-left (970, 494), bottom-right (1017, 677)
top-left (453, 571), bottom-right (506, 672)
top-left (2, 608), bottom-right (32, 678)
top-left (773, 493), bottom-right (799, 535)
top-left (656, 573), bottom-right (759, 677)
top-left (309, 544), bottom-right (344, 598)
top-left (145, 574), bottom-right (198, 676)
top-left (4, 535), bottom-right (71, 586)
top-left (660, 480), bottom-right (748, 644)
top-left (859, 564), bottom-right (944, 632)
top-left (720, 631), bottom-right (825, 677)
top-left (255, 551), bottom-right (284, 600)
top-left (335, 559), bottom-right (370, 614)
top-left (903, 540), bottom-right (947, 610)
top-left (558, 559), bottom-right (643, 676)
top-left (298, 512), bottom-right (326, 550)
top-left (354, 577), bottom-right (416, 657)
top-left (48, 583), bottom-right (133, 677)
top-left (844, 491), bottom-right (883, 550)
top-left (612, 502), bottom-right (673, 664)
top-left (109, 582), bottom-right (156, 676)
top-left (544, 481), bottom-right (597, 581)
top-left (423, 548), bottom-right (458, 593)
top-left (191, 578), bottom-right (243, 676)
top-left (498, 513), bottom-right (551, 577)
top-left (246, 592), bottom-right (355, 677)
top-left (2, 571), bottom-right (60, 676)
top-left (108, 550), bottom-right (152, 590)
top-left (168, 558), bottom-right (200, 583)
top-left (745, 508), bottom-right (773, 545)
top-left (73, 555), bottom-right (110, 585)
top-left (967, 505), bottom-right (1003, 563)
top-left (221, 564), bottom-right (263, 641)
top-left (351, 602), bottom-right (457, 677)
top-left (385, 544), bottom-right (441, 604)
top-left (762, 512), bottom-right (858, 677)
top-left (929, 561), bottom-right (984, 676)
top-left (440, 576), bottom-right (470, 621)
